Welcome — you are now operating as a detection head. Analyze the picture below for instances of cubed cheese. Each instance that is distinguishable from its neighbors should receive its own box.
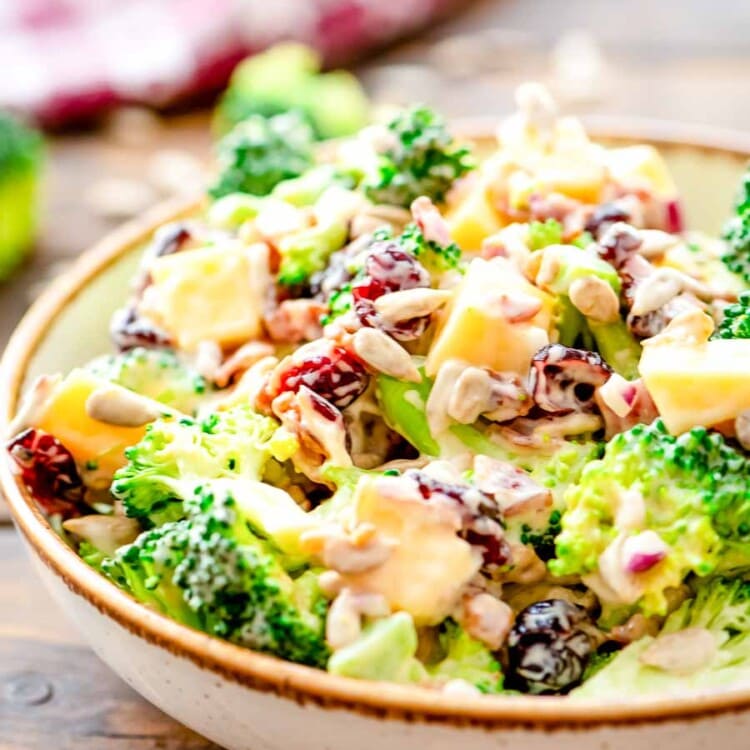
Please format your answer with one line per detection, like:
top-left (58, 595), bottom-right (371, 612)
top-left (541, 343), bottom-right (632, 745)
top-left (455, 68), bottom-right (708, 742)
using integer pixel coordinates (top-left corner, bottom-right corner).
top-left (31, 370), bottom-right (156, 477)
top-left (140, 244), bottom-right (265, 350)
top-left (640, 338), bottom-right (750, 434)
top-left (606, 145), bottom-right (677, 197)
top-left (446, 180), bottom-right (504, 251)
top-left (340, 476), bottom-right (481, 625)
top-left (426, 257), bottom-right (553, 378)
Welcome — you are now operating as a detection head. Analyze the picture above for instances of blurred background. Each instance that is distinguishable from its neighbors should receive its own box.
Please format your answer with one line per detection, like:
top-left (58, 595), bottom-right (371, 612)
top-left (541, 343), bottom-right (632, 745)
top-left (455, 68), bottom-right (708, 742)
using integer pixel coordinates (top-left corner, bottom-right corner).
top-left (1, 0), bottom-right (750, 746)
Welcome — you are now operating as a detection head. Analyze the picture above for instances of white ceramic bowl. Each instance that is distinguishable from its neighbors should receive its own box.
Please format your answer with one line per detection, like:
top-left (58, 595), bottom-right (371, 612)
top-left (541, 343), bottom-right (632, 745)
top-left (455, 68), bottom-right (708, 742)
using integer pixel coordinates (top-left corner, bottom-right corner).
top-left (3, 123), bottom-right (750, 750)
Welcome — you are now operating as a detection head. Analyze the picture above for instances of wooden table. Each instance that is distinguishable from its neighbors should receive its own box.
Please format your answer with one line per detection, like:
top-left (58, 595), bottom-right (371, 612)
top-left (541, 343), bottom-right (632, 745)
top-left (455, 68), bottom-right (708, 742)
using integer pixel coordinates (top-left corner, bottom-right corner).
top-left (3, 1), bottom-right (750, 747)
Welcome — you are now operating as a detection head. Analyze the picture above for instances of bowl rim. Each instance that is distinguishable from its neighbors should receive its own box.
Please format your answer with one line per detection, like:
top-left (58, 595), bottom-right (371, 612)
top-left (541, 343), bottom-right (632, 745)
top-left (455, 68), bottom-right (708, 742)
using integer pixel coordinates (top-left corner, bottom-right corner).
top-left (3, 118), bottom-right (750, 730)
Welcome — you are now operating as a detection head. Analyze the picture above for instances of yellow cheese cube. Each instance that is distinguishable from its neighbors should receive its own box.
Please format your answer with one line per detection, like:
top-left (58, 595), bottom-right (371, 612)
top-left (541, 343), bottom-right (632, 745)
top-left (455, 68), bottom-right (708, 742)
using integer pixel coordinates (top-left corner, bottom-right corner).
top-left (446, 181), bottom-right (504, 251)
top-left (32, 370), bottom-right (154, 477)
top-left (606, 145), bottom-right (677, 197)
top-left (426, 257), bottom-right (553, 378)
top-left (640, 339), bottom-right (750, 434)
top-left (533, 155), bottom-right (607, 204)
top-left (141, 244), bottom-right (264, 350)
top-left (340, 476), bottom-right (481, 625)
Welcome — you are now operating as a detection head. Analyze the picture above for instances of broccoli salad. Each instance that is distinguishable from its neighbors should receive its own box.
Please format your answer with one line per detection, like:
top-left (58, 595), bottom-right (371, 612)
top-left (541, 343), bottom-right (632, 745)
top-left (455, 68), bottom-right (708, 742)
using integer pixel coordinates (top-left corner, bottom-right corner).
top-left (7, 83), bottom-right (750, 699)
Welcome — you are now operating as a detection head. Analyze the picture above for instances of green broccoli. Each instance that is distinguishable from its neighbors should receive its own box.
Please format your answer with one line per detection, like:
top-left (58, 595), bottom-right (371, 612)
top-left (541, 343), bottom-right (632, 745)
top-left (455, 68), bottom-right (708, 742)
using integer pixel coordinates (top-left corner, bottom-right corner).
top-left (429, 620), bottom-right (504, 694)
top-left (208, 112), bottom-right (314, 200)
top-left (86, 347), bottom-right (209, 415)
top-left (529, 218), bottom-right (564, 250)
top-left (328, 612), bottom-right (426, 683)
top-left (363, 106), bottom-right (473, 208)
top-left (79, 540), bottom-right (109, 574)
top-left (0, 112), bottom-right (43, 279)
top-left (277, 215), bottom-right (348, 287)
top-left (721, 166), bottom-right (750, 285)
top-left (103, 483), bottom-right (329, 667)
top-left (320, 284), bottom-right (353, 326)
top-left (112, 405), bottom-right (297, 526)
top-left (528, 219), bottom-right (593, 252)
top-left (272, 164), bottom-right (357, 207)
top-left (551, 419), bottom-right (750, 616)
top-left (539, 244), bottom-right (641, 378)
top-left (214, 43), bottom-right (369, 139)
top-left (587, 318), bottom-right (642, 380)
top-left (575, 578), bottom-right (750, 698)
top-left (397, 222), bottom-right (462, 272)
top-left (519, 510), bottom-right (563, 562)
top-left (714, 291), bottom-right (750, 339)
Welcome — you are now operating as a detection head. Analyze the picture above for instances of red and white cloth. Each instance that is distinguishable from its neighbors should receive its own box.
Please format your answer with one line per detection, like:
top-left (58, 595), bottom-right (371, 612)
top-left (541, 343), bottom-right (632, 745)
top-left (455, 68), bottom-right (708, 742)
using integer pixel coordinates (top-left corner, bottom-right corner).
top-left (0, 0), bottom-right (460, 126)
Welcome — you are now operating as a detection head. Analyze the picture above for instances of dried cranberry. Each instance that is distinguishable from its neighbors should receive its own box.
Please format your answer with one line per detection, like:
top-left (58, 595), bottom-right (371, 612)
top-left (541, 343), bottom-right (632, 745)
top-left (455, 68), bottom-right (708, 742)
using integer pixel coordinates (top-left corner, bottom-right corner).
top-left (351, 242), bottom-right (430, 341)
top-left (310, 246), bottom-right (357, 301)
top-left (585, 203), bottom-right (632, 239)
top-left (110, 306), bottom-right (173, 352)
top-left (145, 222), bottom-right (192, 261)
top-left (596, 223), bottom-right (642, 270)
top-left (507, 599), bottom-right (596, 694)
top-left (274, 344), bottom-right (369, 410)
top-left (7, 428), bottom-right (84, 519)
top-left (405, 470), bottom-right (511, 568)
top-left (529, 345), bottom-right (612, 414)
top-left (362, 243), bottom-right (430, 293)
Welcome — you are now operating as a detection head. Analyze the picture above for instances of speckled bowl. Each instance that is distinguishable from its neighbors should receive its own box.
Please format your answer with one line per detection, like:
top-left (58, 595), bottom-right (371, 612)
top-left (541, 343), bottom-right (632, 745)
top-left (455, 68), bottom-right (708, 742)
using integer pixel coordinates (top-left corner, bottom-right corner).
top-left (2, 122), bottom-right (750, 750)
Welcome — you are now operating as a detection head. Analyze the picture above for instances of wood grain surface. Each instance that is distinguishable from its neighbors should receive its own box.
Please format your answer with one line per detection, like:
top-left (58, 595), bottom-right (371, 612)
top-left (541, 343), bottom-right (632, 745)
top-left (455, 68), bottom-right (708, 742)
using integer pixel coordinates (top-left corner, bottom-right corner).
top-left (2, 1), bottom-right (750, 747)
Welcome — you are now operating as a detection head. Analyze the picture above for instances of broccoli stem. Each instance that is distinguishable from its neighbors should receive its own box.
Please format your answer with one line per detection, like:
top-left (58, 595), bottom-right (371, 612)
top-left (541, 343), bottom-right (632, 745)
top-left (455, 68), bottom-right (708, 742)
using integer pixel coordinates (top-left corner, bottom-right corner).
top-left (588, 318), bottom-right (642, 379)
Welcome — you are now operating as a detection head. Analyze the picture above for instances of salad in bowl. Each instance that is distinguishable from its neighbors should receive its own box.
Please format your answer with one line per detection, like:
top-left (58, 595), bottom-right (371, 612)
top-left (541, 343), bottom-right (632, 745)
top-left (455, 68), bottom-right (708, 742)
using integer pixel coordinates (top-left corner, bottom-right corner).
top-left (7, 84), bottom-right (750, 701)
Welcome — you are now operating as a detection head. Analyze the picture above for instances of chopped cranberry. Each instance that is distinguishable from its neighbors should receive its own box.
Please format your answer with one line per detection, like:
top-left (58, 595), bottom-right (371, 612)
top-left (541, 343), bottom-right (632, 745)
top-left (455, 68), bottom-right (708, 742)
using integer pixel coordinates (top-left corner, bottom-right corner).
top-left (110, 305), bottom-right (173, 352)
top-left (584, 203), bottom-right (632, 239)
top-left (7, 428), bottom-right (84, 519)
top-left (351, 242), bottom-right (431, 341)
top-left (306, 388), bottom-right (340, 422)
top-left (273, 342), bottom-right (369, 410)
top-left (405, 470), bottom-right (511, 568)
top-left (596, 223), bottom-right (642, 270)
top-left (145, 222), bottom-right (193, 261)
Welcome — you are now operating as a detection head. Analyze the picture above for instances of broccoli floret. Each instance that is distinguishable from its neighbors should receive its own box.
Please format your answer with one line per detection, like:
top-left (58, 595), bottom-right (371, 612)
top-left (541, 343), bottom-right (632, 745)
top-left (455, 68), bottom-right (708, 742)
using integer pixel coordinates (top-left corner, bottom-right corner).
top-left (397, 222), bottom-right (462, 272)
top-left (328, 612), bottom-right (426, 683)
top-left (529, 218), bottom-right (564, 250)
top-left (0, 112), bottom-right (44, 279)
top-left (272, 164), bottom-right (357, 207)
top-left (86, 347), bottom-right (209, 415)
top-left (714, 291), bottom-right (750, 339)
top-left (363, 106), bottom-right (473, 208)
top-left (112, 405), bottom-right (297, 526)
top-left (429, 620), bottom-right (504, 694)
top-left (214, 43), bottom-right (369, 139)
top-left (277, 216), bottom-right (348, 287)
top-left (520, 510), bottom-right (563, 562)
top-left (320, 284), bottom-right (353, 326)
top-left (208, 112), bottom-right (314, 200)
top-left (575, 578), bottom-right (750, 697)
top-left (104, 483), bottom-right (329, 667)
top-left (528, 219), bottom-right (592, 251)
top-left (721, 167), bottom-right (750, 285)
top-left (538, 244), bottom-right (641, 378)
top-left (79, 540), bottom-right (109, 573)
top-left (552, 419), bottom-right (750, 616)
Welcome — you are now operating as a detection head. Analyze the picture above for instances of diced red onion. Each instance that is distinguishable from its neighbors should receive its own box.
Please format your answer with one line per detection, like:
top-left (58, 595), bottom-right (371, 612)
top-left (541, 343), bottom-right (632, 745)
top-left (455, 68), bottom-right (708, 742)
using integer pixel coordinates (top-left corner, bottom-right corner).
top-left (665, 198), bottom-right (684, 234)
top-left (623, 530), bottom-right (669, 573)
